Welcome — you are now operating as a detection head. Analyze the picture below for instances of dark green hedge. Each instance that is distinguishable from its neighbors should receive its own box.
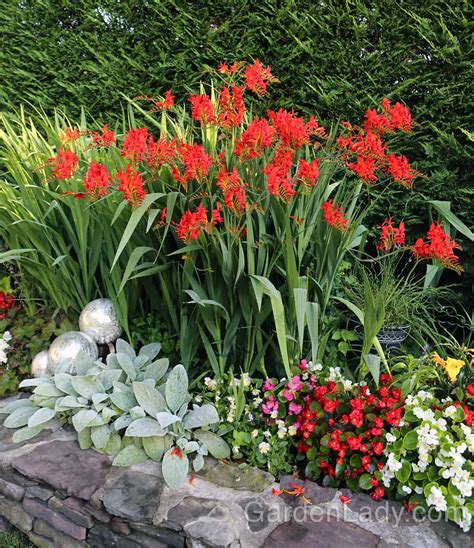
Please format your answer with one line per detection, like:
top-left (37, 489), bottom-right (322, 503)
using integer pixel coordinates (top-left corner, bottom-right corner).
top-left (1, 0), bottom-right (472, 238)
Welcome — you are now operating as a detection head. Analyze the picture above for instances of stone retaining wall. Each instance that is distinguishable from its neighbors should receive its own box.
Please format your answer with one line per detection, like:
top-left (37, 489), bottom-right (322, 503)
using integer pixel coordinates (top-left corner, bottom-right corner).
top-left (0, 396), bottom-right (472, 547)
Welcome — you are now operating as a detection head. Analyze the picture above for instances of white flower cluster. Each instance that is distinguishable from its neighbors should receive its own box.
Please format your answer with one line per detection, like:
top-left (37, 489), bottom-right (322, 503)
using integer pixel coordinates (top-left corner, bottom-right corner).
top-left (383, 390), bottom-right (474, 532)
top-left (381, 452), bottom-right (403, 487)
top-left (0, 331), bottom-right (12, 365)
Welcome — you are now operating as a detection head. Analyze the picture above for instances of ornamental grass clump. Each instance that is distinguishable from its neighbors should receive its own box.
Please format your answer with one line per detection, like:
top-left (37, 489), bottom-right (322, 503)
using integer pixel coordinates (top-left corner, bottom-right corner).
top-left (0, 339), bottom-right (229, 489)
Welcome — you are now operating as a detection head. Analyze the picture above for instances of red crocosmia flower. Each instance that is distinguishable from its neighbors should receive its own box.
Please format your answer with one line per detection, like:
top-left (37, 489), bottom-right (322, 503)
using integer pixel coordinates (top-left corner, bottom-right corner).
top-left (364, 108), bottom-right (393, 134)
top-left (244, 59), bottom-right (277, 96)
top-left (305, 116), bottom-right (327, 137)
top-left (171, 447), bottom-right (184, 460)
top-left (262, 148), bottom-right (295, 202)
top-left (218, 85), bottom-right (245, 128)
top-left (152, 89), bottom-right (175, 111)
top-left (339, 495), bottom-right (352, 506)
top-left (377, 218), bottom-right (406, 251)
top-left (49, 149), bottom-right (78, 180)
top-left (287, 483), bottom-right (305, 496)
top-left (175, 202), bottom-right (219, 243)
top-left (348, 155), bottom-right (377, 184)
top-left (411, 222), bottom-right (463, 272)
top-left (298, 159), bottom-right (319, 190)
top-left (272, 488), bottom-right (283, 496)
top-left (388, 154), bottom-right (418, 188)
top-left (189, 93), bottom-right (216, 125)
top-left (267, 109), bottom-right (309, 150)
top-left (467, 384), bottom-right (474, 396)
top-left (350, 131), bottom-right (387, 160)
top-left (411, 237), bottom-right (431, 259)
top-left (121, 128), bottom-right (150, 163)
top-left (403, 501), bottom-right (421, 512)
top-left (321, 200), bottom-right (348, 231)
top-left (172, 143), bottom-right (213, 186)
top-left (61, 127), bottom-right (81, 144)
top-left (92, 124), bottom-right (116, 148)
top-left (147, 137), bottom-right (178, 171)
top-left (117, 165), bottom-right (147, 208)
top-left (371, 486), bottom-right (385, 501)
top-left (84, 162), bottom-right (111, 200)
top-left (211, 202), bottom-right (223, 224)
top-left (217, 167), bottom-right (247, 213)
top-left (235, 118), bottom-right (276, 159)
top-left (382, 98), bottom-right (413, 132)
top-left (218, 61), bottom-right (242, 74)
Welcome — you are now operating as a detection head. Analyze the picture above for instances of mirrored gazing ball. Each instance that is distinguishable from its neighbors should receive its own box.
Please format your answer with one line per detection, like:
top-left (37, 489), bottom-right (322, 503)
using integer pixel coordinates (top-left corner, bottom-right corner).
top-left (47, 331), bottom-right (98, 375)
top-left (79, 298), bottom-right (122, 344)
top-left (30, 350), bottom-right (50, 377)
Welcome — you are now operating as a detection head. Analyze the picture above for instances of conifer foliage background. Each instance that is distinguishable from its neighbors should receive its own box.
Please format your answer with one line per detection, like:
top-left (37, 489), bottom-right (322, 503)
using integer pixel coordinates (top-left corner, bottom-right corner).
top-left (1, 0), bottom-right (472, 248)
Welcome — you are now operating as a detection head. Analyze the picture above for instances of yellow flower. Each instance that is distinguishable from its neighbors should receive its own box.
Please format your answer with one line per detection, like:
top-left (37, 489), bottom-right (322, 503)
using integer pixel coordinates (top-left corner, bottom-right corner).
top-left (444, 358), bottom-right (465, 382)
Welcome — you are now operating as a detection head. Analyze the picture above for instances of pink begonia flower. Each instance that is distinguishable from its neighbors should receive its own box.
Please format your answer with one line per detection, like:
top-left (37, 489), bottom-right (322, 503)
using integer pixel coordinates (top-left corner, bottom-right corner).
top-left (262, 394), bottom-right (278, 414)
top-left (289, 402), bottom-right (303, 415)
top-left (263, 379), bottom-right (275, 392)
top-left (289, 375), bottom-right (303, 391)
top-left (282, 389), bottom-right (294, 401)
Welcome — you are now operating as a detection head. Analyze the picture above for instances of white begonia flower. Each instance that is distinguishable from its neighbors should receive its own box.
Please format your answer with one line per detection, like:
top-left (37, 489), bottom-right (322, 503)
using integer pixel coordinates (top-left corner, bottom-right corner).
top-left (251, 429), bottom-right (259, 438)
top-left (402, 486), bottom-right (412, 494)
top-left (443, 405), bottom-right (457, 418)
top-left (232, 446), bottom-right (240, 455)
top-left (277, 429), bottom-right (287, 439)
top-left (3, 331), bottom-right (12, 342)
top-left (270, 410), bottom-right (278, 419)
top-left (258, 441), bottom-right (271, 455)
top-left (342, 379), bottom-right (353, 391)
top-left (386, 433), bottom-right (396, 443)
top-left (194, 395), bottom-right (203, 403)
top-left (263, 430), bottom-right (271, 438)
top-left (426, 486), bottom-right (447, 513)
top-left (455, 507), bottom-right (472, 533)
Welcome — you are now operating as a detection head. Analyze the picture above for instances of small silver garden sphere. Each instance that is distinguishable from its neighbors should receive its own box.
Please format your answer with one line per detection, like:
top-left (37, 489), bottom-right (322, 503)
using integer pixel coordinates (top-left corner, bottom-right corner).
top-left (47, 331), bottom-right (98, 374)
top-left (30, 350), bottom-right (50, 377)
top-left (79, 298), bottom-right (122, 344)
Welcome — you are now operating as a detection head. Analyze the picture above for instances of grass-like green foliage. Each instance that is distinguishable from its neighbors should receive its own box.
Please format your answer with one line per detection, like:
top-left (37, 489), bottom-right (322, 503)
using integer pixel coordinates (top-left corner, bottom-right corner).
top-left (0, 0), bottom-right (472, 239)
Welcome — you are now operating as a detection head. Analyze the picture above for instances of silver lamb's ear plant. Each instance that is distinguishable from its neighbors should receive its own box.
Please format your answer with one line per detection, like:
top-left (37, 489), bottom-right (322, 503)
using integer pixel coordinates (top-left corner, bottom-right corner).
top-left (0, 340), bottom-right (229, 489)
